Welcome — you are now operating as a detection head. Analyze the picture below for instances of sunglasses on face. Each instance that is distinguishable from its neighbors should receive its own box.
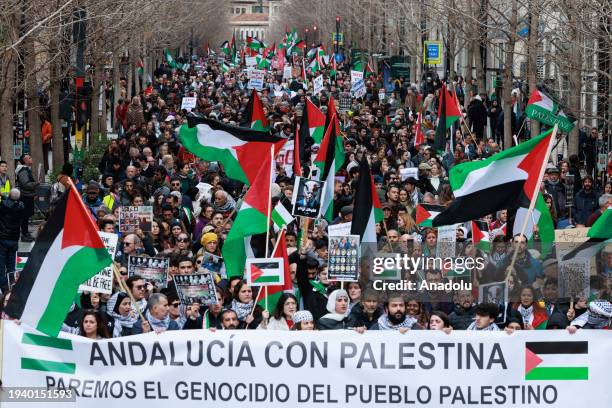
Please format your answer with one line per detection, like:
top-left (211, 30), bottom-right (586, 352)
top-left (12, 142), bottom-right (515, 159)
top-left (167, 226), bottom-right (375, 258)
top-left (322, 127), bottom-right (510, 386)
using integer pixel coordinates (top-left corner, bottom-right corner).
top-left (178, 237), bottom-right (189, 243)
top-left (119, 270), bottom-right (128, 276)
top-left (172, 183), bottom-right (180, 186)
top-left (170, 302), bottom-right (181, 307)
top-left (134, 285), bottom-right (146, 290)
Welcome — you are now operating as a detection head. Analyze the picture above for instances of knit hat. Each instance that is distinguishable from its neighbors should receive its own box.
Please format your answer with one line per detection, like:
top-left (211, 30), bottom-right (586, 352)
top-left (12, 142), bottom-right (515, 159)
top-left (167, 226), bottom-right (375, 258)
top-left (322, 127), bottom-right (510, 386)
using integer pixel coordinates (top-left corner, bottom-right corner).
top-left (200, 232), bottom-right (218, 247)
top-left (202, 225), bottom-right (215, 234)
top-left (292, 310), bottom-right (314, 324)
top-left (86, 181), bottom-right (100, 193)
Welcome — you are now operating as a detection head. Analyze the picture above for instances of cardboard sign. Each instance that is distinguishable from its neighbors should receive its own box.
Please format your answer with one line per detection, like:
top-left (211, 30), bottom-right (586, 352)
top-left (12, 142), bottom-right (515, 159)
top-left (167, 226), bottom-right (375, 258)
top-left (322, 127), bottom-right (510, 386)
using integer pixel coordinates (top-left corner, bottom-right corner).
top-left (283, 65), bottom-right (292, 80)
top-left (128, 256), bottom-right (169, 288)
top-left (181, 97), bottom-right (197, 111)
top-left (328, 235), bottom-right (360, 281)
top-left (248, 69), bottom-right (265, 90)
top-left (350, 70), bottom-right (364, 84)
top-left (351, 79), bottom-right (366, 98)
top-left (313, 75), bottom-right (324, 95)
top-left (245, 257), bottom-right (284, 287)
top-left (173, 273), bottom-right (218, 305)
top-left (78, 232), bottom-right (118, 294)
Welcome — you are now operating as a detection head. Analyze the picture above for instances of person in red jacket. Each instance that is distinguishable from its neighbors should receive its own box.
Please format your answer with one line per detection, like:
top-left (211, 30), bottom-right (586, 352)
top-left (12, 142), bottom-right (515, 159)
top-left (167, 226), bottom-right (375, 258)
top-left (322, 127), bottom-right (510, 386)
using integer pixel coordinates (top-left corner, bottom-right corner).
top-left (41, 113), bottom-right (53, 173)
top-left (114, 99), bottom-right (128, 136)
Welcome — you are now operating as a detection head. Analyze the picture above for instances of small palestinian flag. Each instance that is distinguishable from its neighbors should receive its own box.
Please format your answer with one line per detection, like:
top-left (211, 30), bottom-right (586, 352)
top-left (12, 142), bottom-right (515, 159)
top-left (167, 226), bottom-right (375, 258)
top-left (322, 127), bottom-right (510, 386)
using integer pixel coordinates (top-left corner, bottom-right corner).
top-left (525, 88), bottom-right (575, 133)
top-left (435, 83), bottom-right (461, 154)
top-left (416, 204), bottom-right (445, 227)
top-left (471, 220), bottom-right (491, 251)
top-left (164, 48), bottom-right (177, 69)
top-left (272, 197), bottom-right (294, 232)
top-left (525, 341), bottom-right (588, 380)
top-left (15, 251), bottom-right (30, 271)
top-left (221, 62), bottom-right (230, 73)
top-left (562, 206), bottom-right (612, 261)
top-left (257, 229), bottom-right (293, 311)
top-left (433, 128), bottom-right (554, 227)
top-left (244, 89), bottom-right (269, 131)
top-left (179, 115), bottom-right (285, 185)
top-left (247, 36), bottom-right (265, 52)
top-left (247, 258), bottom-right (284, 286)
top-left (220, 41), bottom-right (230, 55)
top-left (350, 159), bottom-right (383, 245)
top-left (4, 184), bottom-right (112, 337)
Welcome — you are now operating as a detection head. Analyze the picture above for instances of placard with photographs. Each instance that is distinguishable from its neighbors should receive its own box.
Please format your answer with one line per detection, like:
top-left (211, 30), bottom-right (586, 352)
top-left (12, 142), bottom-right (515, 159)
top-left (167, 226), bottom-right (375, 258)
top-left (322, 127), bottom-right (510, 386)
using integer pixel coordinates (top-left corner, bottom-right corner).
top-left (200, 252), bottom-right (225, 276)
top-left (127, 255), bottom-right (169, 288)
top-left (436, 224), bottom-right (457, 259)
top-left (173, 273), bottom-right (218, 306)
top-left (478, 281), bottom-right (508, 322)
top-left (328, 235), bottom-right (360, 281)
top-left (119, 206), bottom-right (154, 233)
top-left (291, 177), bottom-right (325, 218)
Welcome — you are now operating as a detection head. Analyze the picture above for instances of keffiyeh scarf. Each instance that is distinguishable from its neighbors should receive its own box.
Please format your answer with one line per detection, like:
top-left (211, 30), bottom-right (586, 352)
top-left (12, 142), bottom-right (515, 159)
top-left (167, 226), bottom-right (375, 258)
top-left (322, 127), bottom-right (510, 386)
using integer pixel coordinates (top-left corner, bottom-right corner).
top-left (467, 321), bottom-right (500, 331)
top-left (376, 314), bottom-right (417, 330)
top-left (231, 299), bottom-right (254, 321)
top-left (145, 309), bottom-right (171, 332)
top-left (518, 304), bottom-right (534, 325)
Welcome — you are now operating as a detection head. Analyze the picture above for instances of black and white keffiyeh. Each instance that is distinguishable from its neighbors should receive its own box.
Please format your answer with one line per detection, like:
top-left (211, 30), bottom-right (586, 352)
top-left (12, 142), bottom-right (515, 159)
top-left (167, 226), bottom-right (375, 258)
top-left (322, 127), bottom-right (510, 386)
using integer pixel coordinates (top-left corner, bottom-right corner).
top-left (376, 314), bottom-right (417, 330)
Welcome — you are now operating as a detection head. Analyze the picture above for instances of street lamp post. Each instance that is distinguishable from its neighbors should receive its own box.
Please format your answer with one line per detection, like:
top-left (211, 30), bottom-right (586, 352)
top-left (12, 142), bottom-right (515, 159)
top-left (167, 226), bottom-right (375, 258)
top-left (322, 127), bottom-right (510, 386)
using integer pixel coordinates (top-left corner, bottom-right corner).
top-left (335, 16), bottom-right (340, 55)
top-left (305, 28), bottom-right (309, 48)
top-left (313, 25), bottom-right (317, 47)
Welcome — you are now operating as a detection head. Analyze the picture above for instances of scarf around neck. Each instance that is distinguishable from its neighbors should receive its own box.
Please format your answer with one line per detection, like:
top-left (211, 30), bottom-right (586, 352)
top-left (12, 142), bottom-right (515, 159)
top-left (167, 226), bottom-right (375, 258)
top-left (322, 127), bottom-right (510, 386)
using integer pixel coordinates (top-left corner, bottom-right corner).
top-left (146, 309), bottom-right (171, 331)
top-left (231, 299), bottom-right (254, 321)
top-left (467, 321), bottom-right (500, 331)
top-left (518, 304), bottom-right (534, 325)
top-left (376, 314), bottom-right (416, 330)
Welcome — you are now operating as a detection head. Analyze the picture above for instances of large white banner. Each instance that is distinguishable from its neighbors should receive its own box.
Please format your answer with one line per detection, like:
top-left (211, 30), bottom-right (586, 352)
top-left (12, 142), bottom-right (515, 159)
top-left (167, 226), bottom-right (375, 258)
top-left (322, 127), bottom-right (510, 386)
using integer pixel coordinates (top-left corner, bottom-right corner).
top-left (2, 321), bottom-right (611, 407)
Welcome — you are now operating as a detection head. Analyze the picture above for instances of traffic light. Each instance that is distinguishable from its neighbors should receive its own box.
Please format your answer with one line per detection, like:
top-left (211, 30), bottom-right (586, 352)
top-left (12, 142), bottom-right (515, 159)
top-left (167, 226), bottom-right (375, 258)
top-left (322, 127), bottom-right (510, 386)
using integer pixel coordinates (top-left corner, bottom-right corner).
top-left (75, 81), bottom-right (91, 130)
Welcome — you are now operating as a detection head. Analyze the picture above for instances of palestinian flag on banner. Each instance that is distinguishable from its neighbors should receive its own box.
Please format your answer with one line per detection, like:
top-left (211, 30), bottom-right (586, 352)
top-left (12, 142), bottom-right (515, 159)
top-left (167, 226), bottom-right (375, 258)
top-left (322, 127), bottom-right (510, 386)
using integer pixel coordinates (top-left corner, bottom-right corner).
top-left (164, 48), bottom-right (177, 69)
top-left (244, 89), bottom-right (269, 131)
top-left (256, 229), bottom-right (293, 312)
top-left (432, 128), bottom-right (554, 227)
top-left (562, 206), bottom-right (612, 261)
top-left (510, 192), bottom-right (555, 259)
top-left (435, 83), bottom-right (461, 154)
top-left (525, 341), bottom-right (588, 380)
top-left (15, 251), bottom-right (29, 271)
top-left (4, 184), bottom-right (112, 337)
top-left (179, 115), bottom-right (285, 185)
top-left (222, 147), bottom-right (275, 278)
top-left (472, 220), bottom-right (491, 251)
top-left (525, 88), bottom-right (575, 133)
top-left (350, 158), bottom-right (383, 244)
top-left (314, 114), bottom-right (343, 221)
top-left (416, 204), bottom-right (445, 227)
top-left (220, 41), bottom-right (230, 55)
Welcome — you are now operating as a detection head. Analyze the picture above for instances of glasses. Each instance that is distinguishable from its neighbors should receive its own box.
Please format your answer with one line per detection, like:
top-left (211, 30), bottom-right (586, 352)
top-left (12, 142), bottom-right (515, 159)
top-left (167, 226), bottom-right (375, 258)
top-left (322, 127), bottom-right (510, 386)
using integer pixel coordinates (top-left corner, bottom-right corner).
top-left (119, 270), bottom-right (128, 276)
top-left (134, 285), bottom-right (146, 290)
top-left (178, 237), bottom-right (189, 243)
top-left (172, 183), bottom-right (180, 186)
top-left (170, 302), bottom-right (181, 307)
top-left (124, 242), bottom-right (134, 246)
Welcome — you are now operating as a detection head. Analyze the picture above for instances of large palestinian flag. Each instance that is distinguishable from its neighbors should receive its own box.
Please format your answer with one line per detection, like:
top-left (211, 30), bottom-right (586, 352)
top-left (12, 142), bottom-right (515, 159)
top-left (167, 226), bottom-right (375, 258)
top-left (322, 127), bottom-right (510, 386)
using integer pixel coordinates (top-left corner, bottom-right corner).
top-left (222, 147), bottom-right (275, 278)
top-left (432, 129), bottom-right (554, 227)
top-left (562, 207), bottom-right (612, 261)
top-left (525, 88), bottom-right (575, 133)
top-left (4, 184), bottom-right (112, 337)
top-left (179, 115), bottom-right (285, 185)
top-left (314, 114), bottom-right (343, 221)
top-left (244, 89), bottom-right (269, 131)
top-left (435, 83), bottom-right (461, 153)
top-left (350, 158), bottom-right (383, 245)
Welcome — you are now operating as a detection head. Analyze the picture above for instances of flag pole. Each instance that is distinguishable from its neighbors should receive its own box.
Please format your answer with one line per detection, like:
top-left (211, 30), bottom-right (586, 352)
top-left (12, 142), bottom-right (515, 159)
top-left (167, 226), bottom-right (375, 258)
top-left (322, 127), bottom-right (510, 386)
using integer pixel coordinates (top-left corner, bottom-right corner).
top-left (265, 145), bottom-right (275, 257)
top-left (111, 262), bottom-right (147, 323)
top-left (506, 125), bottom-right (558, 280)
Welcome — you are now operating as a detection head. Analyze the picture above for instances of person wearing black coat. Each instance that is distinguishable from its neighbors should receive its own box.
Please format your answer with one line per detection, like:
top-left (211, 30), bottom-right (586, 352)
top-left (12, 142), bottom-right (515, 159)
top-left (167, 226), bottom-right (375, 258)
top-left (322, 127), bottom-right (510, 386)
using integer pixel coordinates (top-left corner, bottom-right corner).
top-left (294, 249), bottom-right (331, 321)
top-left (348, 295), bottom-right (384, 329)
top-left (317, 289), bottom-right (352, 330)
top-left (467, 95), bottom-right (488, 140)
top-left (0, 189), bottom-right (24, 291)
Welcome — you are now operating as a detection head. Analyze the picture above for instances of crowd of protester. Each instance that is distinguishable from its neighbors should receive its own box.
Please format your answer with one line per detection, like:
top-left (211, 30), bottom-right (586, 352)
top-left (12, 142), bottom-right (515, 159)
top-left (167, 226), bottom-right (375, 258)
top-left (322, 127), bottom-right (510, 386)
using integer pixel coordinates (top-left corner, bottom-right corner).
top-left (0, 52), bottom-right (611, 338)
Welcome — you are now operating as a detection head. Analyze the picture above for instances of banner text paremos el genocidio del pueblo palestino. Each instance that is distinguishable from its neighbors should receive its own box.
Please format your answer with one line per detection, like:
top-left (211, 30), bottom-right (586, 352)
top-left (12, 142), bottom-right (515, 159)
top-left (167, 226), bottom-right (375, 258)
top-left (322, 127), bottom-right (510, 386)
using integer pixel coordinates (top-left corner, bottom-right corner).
top-left (2, 321), bottom-right (611, 408)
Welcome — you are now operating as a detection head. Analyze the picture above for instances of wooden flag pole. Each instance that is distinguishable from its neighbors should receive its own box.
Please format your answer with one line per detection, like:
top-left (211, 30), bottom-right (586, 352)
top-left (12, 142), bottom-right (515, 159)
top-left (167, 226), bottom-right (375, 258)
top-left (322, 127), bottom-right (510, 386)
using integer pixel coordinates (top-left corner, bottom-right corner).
top-left (265, 145), bottom-right (275, 257)
top-left (111, 262), bottom-right (146, 323)
top-left (506, 125), bottom-right (558, 280)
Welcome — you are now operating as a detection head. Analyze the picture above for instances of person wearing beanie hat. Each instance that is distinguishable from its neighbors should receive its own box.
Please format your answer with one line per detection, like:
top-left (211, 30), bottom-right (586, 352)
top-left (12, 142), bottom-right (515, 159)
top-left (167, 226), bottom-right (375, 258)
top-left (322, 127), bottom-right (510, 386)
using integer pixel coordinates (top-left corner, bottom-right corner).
top-left (200, 232), bottom-right (219, 254)
top-left (83, 181), bottom-right (103, 219)
top-left (317, 289), bottom-right (353, 330)
top-left (105, 292), bottom-right (138, 337)
top-left (292, 310), bottom-right (315, 330)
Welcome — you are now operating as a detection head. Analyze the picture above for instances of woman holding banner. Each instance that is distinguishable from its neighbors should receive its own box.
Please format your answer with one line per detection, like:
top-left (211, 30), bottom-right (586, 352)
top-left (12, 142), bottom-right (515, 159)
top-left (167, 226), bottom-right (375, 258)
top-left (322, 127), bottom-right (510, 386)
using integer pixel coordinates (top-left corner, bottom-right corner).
top-left (258, 293), bottom-right (298, 330)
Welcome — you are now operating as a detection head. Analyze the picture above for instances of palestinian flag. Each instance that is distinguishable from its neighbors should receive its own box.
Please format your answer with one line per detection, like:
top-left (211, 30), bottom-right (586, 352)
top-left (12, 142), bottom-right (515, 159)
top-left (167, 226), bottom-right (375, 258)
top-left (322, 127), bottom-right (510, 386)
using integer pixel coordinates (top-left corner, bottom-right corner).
top-left (435, 83), bottom-right (461, 154)
top-left (272, 197), bottom-right (294, 232)
top-left (350, 159), bottom-right (383, 244)
top-left (222, 147), bottom-right (274, 278)
top-left (303, 98), bottom-right (326, 144)
top-left (562, 206), bottom-right (612, 261)
top-left (220, 41), bottom-right (230, 55)
top-left (432, 129), bottom-right (554, 227)
top-left (510, 192), bottom-right (555, 258)
top-left (301, 58), bottom-right (308, 88)
top-left (221, 62), bottom-right (230, 73)
top-left (256, 56), bottom-right (271, 69)
top-left (257, 229), bottom-right (293, 312)
top-left (287, 40), bottom-right (306, 56)
top-left (314, 114), bottom-right (343, 221)
top-left (4, 184), bottom-right (112, 337)
top-left (525, 89), bottom-right (575, 133)
top-left (249, 261), bottom-right (282, 284)
top-left (179, 115), bottom-right (285, 185)
top-left (247, 37), bottom-right (265, 52)
top-left (416, 204), bottom-right (445, 227)
top-left (472, 220), bottom-right (491, 251)
top-left (15, 251), bottom-right (29, 271)
top-left (136, 58), bottom-right (144, 76)
top-left (164, 48), bottom-right (177, 69)
top-left (244, 89), bottom-right (269, 131)
top-left (413, 110), bottom-right (425, 148)
top-left (365, 56), bottom-right (375, 77)
top-left (230, 33), bottom-right (237, 62)
top-left (525, 341), bottom-right (588, 380)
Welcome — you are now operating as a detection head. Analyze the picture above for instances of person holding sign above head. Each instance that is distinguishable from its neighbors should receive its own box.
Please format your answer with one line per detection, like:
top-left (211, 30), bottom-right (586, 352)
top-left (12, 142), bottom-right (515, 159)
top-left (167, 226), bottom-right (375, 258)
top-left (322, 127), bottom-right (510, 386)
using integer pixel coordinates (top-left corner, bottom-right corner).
top-left (133, 293), bottom-right (180, 334)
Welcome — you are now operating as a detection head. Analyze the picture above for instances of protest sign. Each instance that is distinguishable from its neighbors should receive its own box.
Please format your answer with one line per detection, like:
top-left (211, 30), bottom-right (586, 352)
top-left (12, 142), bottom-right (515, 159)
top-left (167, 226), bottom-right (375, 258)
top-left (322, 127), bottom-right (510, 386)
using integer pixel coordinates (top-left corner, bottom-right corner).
top-left (119, 206), bottom-right (153, 233)
top-left (378, 89), bottom-right (385, 102)
top-left (338, 93), bottom-right (352, 112)
top-left (283, 65), bottom-right (292, 80)
top-left (351, 79), bottom-right (366, 98)
top-left (328, 235), bottom-right (360, 281)
top-left (78, 232), bottom-right (118, 295)
top-left (245, 56), bottom-right (257, 67)
top-left (400, 167), bottom-right (419, 181)
top-left (127, 256), bottom-right (169, 288)
top-left (436, 224), bottom-right (457, 259)
top-left (181, 97), bottom-right (197, 111)
top-left (558, 258), bottom-right (590, 299)
top-left (555, 228), bottom-right (596, 275)
top-left (200, 252), bottom-right (225, 277)
top-left (313, 75), bottom-right (324, 95)
top-left (291, 177), bottom-right (325, 218)
top-left (8, 323), bottom-right (611, 408)
top-left (564, 175), bottom-right (575, 207)
top-left (276, 139), bottom-right (294, 177)
top-left (350, 69), bottom-right (363, 84)
top-left (245, 258), bottom-right (284, 287)
top-left (173, 273), bottom-right (218, 305)
top-left (248, 69), bottom-right (265, 90)
top-left (327, 222), bottom-right (352, 236)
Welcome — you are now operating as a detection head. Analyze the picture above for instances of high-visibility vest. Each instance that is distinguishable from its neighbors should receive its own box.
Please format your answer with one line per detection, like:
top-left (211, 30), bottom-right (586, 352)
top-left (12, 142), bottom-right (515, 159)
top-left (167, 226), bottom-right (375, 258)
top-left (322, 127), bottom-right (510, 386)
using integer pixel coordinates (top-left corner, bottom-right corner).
top-left (103, 194), bottom-right (115, 210)
top-left (0, 178), bottom-right (10, 197)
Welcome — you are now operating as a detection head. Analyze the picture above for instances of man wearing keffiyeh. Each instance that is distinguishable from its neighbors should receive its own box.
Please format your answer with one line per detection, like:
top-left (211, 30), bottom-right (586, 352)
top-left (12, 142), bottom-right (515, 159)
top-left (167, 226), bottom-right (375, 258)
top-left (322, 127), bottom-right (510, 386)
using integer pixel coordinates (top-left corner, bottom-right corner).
top-left (567, 300), bottom-right (612, 333)
top-left (467, 303), bottom-right (501, 331)
top-left (371, 294), bottom-right (420, 332)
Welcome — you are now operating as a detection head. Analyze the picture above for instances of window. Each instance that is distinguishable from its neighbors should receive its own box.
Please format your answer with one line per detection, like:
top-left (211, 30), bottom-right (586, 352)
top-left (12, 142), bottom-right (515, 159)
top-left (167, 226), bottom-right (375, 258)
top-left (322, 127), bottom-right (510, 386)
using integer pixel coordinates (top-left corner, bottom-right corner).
top-left (242, 8), bottom-right (246, 13)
